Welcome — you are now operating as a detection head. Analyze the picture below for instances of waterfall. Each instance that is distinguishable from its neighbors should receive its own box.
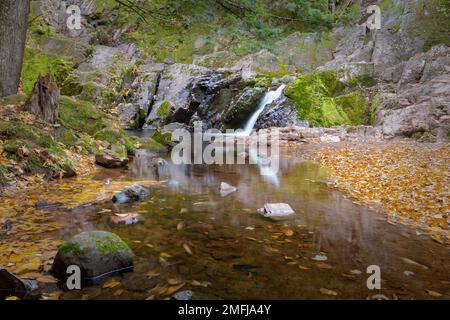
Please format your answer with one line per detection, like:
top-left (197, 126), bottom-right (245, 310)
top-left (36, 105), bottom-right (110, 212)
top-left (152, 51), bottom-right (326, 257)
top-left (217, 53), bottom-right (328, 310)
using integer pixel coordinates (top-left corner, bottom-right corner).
top-left (241, 84), bottom-right (286, 136)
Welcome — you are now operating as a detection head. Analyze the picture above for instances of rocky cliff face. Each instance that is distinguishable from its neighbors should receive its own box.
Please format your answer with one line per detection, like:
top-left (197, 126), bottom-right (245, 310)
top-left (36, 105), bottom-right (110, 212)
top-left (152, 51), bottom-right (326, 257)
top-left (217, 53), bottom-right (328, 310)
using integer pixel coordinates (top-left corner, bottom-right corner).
top-left (24, 0), bottom-right (450, 142)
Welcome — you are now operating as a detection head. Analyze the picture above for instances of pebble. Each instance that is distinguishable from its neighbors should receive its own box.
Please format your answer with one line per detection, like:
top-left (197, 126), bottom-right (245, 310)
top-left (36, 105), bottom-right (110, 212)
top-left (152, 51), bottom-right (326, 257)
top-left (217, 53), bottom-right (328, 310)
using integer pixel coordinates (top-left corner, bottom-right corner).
top-left (172, 290), bottom-right (193, 300)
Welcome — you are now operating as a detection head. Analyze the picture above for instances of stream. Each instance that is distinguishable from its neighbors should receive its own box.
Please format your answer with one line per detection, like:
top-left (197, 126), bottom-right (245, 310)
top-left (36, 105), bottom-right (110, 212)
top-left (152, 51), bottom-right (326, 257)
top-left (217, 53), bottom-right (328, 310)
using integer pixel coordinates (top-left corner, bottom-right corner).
top-left (43, 145), bottom-right (449, 300)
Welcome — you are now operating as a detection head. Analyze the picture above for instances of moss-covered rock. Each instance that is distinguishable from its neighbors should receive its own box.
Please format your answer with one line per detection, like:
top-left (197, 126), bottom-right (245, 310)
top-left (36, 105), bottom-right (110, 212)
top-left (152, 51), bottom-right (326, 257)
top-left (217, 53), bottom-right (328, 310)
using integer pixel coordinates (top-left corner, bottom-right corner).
top-left (157, 101), bottom-right (172, 118)
top-left (284, 71), bottom-right (369, 127)
top-left (21, 48), bottom-right (76, 95)
top-left (149, 131), bottom-right (174, 148)
top-left (334, 91), bottom-right (367, 125)
top-left (93, 128), bottom-right (135, 156)
top-left (59, 96), bottom-right (108, 135)
top-left (52, 231), bottom-right (133, 283)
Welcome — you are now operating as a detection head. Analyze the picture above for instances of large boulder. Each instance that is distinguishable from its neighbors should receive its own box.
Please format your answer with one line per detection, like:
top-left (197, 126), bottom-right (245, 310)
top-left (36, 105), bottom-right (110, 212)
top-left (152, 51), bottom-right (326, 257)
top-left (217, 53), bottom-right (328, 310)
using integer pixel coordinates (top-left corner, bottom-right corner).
top-left (52, 231), bottom-right (133, 284)
top-left (145, 63), bottom-right (209, 126)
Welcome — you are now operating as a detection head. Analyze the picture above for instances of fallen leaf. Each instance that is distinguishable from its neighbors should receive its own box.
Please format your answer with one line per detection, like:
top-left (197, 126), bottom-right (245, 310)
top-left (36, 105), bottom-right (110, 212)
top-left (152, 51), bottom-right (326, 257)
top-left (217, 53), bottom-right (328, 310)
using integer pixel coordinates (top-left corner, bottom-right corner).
top-left (320, 288), bottom-right (338, 296)
top-left (183, 243), bottom-right (193, 255)
top-left (102, 278), bottom-right (120, 289)
top-left (298, 265), bottom-right (310, 270)
top-left (426, 289), bottom-right (443, 298)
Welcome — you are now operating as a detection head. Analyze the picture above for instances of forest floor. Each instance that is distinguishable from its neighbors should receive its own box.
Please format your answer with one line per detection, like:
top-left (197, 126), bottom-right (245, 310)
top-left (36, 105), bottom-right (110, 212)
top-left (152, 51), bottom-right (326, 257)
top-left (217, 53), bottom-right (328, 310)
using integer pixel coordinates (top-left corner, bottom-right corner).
top-left (296, 140), bottom-right (450, 245)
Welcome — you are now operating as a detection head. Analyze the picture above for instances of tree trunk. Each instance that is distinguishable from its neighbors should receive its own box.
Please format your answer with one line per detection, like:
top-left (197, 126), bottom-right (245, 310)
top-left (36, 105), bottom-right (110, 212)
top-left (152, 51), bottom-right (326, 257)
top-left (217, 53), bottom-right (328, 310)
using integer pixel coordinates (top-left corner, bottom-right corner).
top-left (27, 76), bottom-right (60, 124)
top-left (0, 0), bottom-right (30, 97)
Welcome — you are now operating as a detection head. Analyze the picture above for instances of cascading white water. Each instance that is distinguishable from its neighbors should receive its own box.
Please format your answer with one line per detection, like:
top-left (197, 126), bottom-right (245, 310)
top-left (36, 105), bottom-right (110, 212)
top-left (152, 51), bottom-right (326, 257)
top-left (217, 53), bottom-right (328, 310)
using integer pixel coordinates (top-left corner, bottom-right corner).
top-left (241, 84), bottom-right (286, 136)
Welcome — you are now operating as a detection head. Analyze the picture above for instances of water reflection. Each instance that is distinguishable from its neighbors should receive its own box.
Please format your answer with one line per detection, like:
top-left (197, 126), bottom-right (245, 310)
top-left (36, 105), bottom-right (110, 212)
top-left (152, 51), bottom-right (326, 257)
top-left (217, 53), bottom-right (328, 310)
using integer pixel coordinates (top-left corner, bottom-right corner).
top-left (56, 146), bottom-right (449, 299)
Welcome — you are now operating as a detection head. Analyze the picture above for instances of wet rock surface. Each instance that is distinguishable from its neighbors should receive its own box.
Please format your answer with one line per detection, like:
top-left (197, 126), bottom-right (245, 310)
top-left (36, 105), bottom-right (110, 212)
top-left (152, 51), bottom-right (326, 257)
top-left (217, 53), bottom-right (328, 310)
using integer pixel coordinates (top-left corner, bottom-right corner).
top-left (95, 153), bottom-right (129, 169)
top-left (112, 184), bottom-right (151, 204)
top-left (0, 268), bottom-right (38, 299)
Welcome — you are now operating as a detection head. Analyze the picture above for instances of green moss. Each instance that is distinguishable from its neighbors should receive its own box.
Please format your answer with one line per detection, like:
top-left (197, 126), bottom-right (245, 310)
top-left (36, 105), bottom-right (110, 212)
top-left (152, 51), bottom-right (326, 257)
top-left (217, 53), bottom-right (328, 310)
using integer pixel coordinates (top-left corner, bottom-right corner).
top-left (0, 164), bottom-right (8, 183)
top-left (79, 81), bottom-right (104, 102)
top-left (21, 48), bottom-right (75, 95)
top-left (321, 98), bottom-right (350, 126)
top-left (138, 137), bottom-right (166, 152)
top-left (0, 94), bottom-right (27, 106)
top-left (59, 242), bottom-right (83, 255)
top-left (59, 96), bottom-right (108, 135)
top-left (149, 131), bottom-right (174, 148)
top-left (285, 71), bottom-right (367, 127)
top-left (57, 130), bottom-right (78, 148)
top-left (93, 233), bottom-right (130, 254)
top-left (157, 100), bottom-right (172, 118)
top-left (3, 139), bottom-right (20, 154)
top-left (370, 93), bottom-right (382, 125)
top-left (334, 91), bottom-right (366, 125)
top-left (93, 128), bottom-right (135, 155)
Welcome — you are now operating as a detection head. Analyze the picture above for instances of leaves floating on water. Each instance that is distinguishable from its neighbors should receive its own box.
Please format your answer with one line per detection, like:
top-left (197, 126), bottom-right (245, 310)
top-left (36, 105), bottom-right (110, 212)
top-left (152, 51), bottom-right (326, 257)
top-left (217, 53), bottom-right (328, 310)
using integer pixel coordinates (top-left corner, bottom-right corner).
top-left (298, 265), bottom-right (310, 270)
top-left (160, 252), bottom-right (172, 258)
top-left (426, 289), bottom-right (443, 298)
top-left (320, 288), bottom-right (338, 296)
top-left (102, 278), bottom-right (120, 289)
top-left (183, 243), bottom-right (193, 255)
top-left (400, 257), bottom-right (429, 270)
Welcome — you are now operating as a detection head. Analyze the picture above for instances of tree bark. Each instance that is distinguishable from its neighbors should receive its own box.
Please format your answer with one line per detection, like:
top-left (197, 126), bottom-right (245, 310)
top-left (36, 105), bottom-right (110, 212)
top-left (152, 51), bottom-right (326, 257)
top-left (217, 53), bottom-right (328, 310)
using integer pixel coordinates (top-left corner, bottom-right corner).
top-left (0, 0), bottom-right (30, 97)
top-left (27, 75), bottom-right (60, 124)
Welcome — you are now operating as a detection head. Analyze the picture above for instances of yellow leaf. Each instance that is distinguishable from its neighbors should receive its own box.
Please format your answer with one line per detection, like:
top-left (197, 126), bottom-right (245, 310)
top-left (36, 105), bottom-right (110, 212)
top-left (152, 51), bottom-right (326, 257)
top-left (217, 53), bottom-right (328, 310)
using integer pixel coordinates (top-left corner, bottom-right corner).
top-left (426, 290), bottom-right (443, 298)
top-left (160, 252), bottom-right (172, 258)
top-left (5, 296), bottom-right (20, 300)
top-left (298, 265), bottom-right (310, 270)
top-left (102, 278), bottom-right (120, 289)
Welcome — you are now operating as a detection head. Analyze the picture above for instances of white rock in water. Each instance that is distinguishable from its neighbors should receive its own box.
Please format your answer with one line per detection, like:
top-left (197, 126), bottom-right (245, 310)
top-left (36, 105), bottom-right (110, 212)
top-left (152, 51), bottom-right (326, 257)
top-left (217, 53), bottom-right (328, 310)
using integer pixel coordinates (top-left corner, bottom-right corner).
top-left (260, 203), bottom-right (295, 219)
top-left (220, 182), bottom-right (237, 197)
top-left (312, 254), bottom-right (328, 261)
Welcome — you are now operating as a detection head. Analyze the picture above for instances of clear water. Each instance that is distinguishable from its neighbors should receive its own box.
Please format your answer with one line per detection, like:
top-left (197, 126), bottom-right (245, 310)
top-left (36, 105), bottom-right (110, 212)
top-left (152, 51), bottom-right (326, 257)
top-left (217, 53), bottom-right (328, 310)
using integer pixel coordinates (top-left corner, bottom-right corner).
top-left (45, 148), bottom-right (449, 300)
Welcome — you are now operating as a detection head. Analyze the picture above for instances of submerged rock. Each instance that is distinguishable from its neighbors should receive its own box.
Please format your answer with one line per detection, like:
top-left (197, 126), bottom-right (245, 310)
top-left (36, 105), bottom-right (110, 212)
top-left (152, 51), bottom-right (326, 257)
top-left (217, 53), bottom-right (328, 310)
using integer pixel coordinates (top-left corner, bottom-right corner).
top-left (112, 184), bottom-right (150, 204)
top-left (109, 213), bottom-right (141, 226)
top-left (95, 153), bottom-right (129, 168)
top-left (220, 182), bottom-right (237, 197)
top-left (52, 231), bottom-right (134, 284)
top-left (0, 268), bottom-right (38, 299)
top-left (172, 290), bottom-right (194, 300)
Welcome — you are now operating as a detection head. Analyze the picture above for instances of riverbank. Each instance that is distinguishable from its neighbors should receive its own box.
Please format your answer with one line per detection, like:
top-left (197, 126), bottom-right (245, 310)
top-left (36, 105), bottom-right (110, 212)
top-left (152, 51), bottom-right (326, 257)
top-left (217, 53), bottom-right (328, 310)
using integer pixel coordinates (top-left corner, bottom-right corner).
top-left (296, 139), bottom-right (450, 245)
